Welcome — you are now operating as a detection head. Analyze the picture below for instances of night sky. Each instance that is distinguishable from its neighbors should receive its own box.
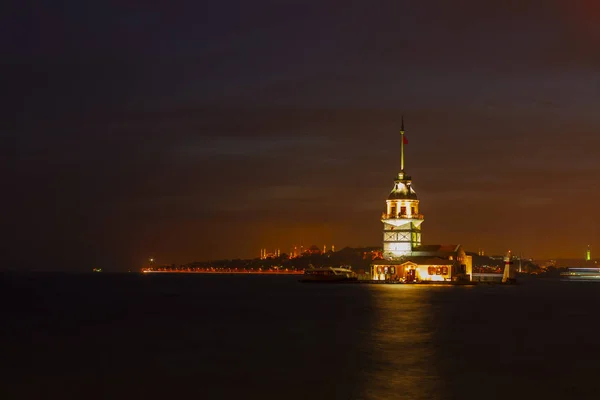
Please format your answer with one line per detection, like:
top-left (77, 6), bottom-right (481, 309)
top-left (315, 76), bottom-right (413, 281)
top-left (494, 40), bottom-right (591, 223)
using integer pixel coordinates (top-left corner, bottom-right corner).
top-left (6, 1), bottom-right (600, 271)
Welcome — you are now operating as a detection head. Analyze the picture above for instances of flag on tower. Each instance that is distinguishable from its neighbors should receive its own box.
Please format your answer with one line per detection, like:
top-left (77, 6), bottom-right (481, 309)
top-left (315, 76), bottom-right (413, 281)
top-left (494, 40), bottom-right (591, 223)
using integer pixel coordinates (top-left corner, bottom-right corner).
top-left (403, 136), bottom-right (408, 145)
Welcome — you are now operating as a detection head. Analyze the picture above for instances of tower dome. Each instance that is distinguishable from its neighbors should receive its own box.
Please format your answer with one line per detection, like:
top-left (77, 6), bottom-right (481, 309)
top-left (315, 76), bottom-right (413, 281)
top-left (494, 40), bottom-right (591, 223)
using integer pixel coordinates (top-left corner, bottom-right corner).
top-left (388, 174), bottom-right (418, 200)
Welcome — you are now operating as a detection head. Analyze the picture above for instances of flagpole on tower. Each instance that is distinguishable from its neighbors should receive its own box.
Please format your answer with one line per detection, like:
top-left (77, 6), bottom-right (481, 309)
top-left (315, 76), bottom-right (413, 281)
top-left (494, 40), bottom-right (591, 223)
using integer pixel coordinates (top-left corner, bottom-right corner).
top-left (400, 115), bottom-right (405, 172)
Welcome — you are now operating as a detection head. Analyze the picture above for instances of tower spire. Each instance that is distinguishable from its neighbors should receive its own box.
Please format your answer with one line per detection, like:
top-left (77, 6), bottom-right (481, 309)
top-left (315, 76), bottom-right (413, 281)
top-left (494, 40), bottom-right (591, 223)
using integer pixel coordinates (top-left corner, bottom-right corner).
top-left (400, 115), bottom-right (405, 173)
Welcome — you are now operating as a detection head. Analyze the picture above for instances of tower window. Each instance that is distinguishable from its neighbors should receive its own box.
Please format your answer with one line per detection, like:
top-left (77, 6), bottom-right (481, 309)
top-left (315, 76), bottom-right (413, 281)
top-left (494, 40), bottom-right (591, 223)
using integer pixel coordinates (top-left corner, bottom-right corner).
top-left (390, 206), bottom-right (396, 216)
top-left (411, 207), bottom-right (416, 215)
top-left (400, 206), bottom-right (406, 215)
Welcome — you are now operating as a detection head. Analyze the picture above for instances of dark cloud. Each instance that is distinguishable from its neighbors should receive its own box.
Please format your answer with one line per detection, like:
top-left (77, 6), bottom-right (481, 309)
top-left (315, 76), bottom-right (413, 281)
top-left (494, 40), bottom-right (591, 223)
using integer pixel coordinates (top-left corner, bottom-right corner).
top-left (4, 1), bottom-right (600, 270)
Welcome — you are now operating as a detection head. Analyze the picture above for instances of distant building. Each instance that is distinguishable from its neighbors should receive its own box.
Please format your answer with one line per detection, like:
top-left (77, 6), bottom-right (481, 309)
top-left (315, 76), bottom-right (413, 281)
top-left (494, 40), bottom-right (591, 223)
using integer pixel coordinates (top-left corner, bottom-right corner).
top-left (260, 248), bottom-right (281, 260)
top-left (370, 119), bottom-right (472, 282)
top-left (308, 245), bottom-right (321, 255)
top-left (586, 245), bottom-right (591, 261)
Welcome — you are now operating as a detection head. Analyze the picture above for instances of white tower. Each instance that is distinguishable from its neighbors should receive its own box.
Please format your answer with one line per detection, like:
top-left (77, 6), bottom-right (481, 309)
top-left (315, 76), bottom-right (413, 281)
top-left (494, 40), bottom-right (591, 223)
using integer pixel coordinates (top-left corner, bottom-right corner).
top-left (381, 117), bottom-right (424, 259)
top-left (502, 250), bottom-right (515, 283)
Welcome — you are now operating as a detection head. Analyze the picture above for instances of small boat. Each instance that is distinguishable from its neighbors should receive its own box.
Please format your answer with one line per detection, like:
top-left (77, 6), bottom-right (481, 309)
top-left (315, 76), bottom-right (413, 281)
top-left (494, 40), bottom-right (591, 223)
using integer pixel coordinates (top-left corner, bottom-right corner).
top-left (299, 266), bottom-right (358, 283)
top-left (560, 268), bottom-right (600, 281)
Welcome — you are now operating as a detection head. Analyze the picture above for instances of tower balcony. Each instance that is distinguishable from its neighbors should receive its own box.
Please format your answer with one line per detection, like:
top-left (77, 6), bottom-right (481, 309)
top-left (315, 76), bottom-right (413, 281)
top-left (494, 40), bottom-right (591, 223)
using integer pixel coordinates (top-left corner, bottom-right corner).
top-left (381, 212), bottom-right (424, 220)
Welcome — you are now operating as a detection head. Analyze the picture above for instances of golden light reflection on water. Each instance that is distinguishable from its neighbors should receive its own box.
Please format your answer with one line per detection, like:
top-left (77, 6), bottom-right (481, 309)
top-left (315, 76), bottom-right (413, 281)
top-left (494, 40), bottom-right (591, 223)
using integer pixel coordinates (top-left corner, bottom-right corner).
top-left (358, 285), bottom-right (445, 400)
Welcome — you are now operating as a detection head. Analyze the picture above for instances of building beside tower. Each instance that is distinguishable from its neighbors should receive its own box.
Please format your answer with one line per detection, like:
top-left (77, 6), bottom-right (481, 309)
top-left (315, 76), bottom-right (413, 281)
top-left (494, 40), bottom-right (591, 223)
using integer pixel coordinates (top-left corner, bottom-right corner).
top-left (370, 119), bottom-right (472, 282)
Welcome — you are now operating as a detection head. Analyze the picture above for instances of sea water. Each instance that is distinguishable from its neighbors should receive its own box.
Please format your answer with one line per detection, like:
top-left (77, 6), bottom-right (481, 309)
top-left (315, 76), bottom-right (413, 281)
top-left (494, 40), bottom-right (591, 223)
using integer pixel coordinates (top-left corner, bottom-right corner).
top-left (3, 273), bottom-right (599, 399)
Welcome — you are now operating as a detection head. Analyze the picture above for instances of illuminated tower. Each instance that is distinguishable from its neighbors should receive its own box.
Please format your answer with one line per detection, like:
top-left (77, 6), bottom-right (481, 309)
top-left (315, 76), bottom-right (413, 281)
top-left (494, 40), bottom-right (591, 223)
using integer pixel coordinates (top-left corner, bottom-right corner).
top-left (502, 250), bottom-right (514, 283)
top-left (586, 245), bottom-right (591, 261)
top-left (381, 118), bottom-right (424, 259)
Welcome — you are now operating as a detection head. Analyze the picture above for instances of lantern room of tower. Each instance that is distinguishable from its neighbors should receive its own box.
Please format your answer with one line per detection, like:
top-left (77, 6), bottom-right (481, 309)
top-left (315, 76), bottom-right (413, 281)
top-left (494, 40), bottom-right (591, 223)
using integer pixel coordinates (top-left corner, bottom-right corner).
top-left (383, 199), bottom-right (421, 220)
